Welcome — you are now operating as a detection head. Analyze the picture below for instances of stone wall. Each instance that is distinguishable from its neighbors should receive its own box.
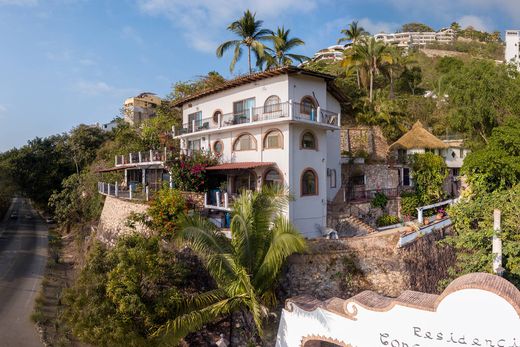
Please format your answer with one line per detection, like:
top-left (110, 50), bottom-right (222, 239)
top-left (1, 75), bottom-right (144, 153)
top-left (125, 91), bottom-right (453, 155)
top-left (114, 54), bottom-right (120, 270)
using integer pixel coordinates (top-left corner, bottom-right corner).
top-left (279, 227), bottom-right (455, 301)
top-left (180, 191), bottom-right (206, 210)
top-left (340, 126), bottom-right (389, 161)
top-left (97, 196), bottom-right (152, 247)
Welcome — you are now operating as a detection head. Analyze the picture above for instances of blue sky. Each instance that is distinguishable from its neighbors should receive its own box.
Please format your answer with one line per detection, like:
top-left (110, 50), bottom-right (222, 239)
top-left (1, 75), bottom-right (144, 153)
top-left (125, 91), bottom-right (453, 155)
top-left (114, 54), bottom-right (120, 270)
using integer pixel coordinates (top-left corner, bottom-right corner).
top-left (1, 0), bottom-right (519, 151)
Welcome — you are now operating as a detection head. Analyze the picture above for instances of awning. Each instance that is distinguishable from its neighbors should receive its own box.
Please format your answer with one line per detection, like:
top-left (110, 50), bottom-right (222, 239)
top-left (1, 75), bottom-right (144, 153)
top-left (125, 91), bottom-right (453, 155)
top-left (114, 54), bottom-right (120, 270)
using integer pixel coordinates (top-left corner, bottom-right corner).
top-left (205, 162), bottom-right (275, 171)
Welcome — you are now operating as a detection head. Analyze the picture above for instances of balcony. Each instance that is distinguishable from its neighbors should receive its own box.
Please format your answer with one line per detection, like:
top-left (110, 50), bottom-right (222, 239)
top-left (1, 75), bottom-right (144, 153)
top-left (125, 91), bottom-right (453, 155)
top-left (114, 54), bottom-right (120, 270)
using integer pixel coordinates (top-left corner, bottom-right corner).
top-left (173, 101), bottom-right (340, 137)
top-left (115, 148), bottom-right (168, 167)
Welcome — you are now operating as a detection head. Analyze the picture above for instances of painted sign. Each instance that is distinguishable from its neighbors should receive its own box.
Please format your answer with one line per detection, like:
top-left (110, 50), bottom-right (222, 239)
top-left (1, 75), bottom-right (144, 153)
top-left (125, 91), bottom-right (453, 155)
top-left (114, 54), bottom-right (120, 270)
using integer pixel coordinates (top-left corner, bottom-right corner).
top-left (276, 273), bottom-right (520, 347)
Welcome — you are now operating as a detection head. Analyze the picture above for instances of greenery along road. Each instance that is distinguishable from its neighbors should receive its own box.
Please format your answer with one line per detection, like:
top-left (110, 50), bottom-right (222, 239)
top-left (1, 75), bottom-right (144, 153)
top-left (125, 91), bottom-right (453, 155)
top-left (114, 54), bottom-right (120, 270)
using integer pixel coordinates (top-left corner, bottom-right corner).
top-left (0, 197), bottom-right (47, 347)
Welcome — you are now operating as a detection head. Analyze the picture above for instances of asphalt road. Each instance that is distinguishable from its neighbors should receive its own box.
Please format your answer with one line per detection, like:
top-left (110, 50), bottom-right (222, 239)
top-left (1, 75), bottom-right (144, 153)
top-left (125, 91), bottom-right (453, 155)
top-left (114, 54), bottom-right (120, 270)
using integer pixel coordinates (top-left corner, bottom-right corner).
top-left (0, 197), bottom-right (47, 347)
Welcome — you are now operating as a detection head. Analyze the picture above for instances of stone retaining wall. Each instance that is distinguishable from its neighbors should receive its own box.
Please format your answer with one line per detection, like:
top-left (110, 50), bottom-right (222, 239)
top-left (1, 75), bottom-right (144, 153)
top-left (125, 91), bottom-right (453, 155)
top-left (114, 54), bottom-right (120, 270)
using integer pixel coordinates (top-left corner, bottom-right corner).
top-left (279, 227), bottom-right (455, 301)
top-left (97, 196), bottom-right (152, 247)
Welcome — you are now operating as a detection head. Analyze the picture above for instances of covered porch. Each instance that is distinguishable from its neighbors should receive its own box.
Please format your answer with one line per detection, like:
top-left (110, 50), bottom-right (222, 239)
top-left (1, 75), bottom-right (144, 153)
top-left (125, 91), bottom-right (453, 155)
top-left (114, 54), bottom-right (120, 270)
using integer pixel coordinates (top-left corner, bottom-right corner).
top-left (202, 162), bottom-right (283, 212)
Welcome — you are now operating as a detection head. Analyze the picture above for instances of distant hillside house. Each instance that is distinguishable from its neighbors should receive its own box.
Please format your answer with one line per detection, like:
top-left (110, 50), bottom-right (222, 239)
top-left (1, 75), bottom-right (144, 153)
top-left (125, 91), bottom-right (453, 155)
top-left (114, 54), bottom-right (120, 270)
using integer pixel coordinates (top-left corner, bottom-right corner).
top-left (505, 30), bottom-right (520, 69)
top-left (375, 28), bottom-right (456, 48)
top-left (172, 66), bottom-right (346, 238)
top-left (389, 121), bottom-right (469, 197)
top-left (311, 43), bottom-right (351, 63)
top-left (123, 92), bottom-right (161, 125)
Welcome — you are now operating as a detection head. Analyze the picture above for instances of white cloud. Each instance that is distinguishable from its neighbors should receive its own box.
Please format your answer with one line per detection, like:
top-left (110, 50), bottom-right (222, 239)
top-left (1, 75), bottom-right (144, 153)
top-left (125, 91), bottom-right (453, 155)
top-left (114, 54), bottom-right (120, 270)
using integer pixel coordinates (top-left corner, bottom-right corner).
top-left (458, 15), bottom-right (490, 32)
top-left (0, 104), bottom-right (7, 119)
top-left (358, 18), bottom-right (399, 34)
top-left (137, 0), bottom-right (320, 53)
top-left (0, 0), bottom-right (37, 5)
top-left (121, 26), bottom-right (144, 45)
top-left (75, 81), bottom-right (113, 95)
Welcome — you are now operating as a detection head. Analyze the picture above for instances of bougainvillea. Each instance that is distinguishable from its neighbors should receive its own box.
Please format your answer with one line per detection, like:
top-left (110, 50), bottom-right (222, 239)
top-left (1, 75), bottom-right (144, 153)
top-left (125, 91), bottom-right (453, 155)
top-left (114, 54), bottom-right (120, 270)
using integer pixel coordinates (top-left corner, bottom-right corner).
top-left (168, 151), bottom-right (219, 192)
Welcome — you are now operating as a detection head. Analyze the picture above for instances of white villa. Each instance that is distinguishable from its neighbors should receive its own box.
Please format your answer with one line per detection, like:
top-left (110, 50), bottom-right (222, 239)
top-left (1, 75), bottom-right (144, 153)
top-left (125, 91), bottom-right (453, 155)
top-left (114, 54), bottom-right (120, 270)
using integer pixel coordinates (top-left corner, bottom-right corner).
top-left (375, 28), bottom-right (456, 48)
top-left (172, 66), bottom-right (346, 238)
top-left (505, 30), bottom-right (520, 69)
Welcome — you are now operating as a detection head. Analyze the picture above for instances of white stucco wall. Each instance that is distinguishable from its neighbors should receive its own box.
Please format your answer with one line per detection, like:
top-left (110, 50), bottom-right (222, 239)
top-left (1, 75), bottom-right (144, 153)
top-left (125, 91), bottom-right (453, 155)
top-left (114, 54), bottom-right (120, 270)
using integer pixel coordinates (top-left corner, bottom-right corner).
top-left (276, 287), bottom-right (520, 347)
top-left (179, 73), bottom-right (342, 238)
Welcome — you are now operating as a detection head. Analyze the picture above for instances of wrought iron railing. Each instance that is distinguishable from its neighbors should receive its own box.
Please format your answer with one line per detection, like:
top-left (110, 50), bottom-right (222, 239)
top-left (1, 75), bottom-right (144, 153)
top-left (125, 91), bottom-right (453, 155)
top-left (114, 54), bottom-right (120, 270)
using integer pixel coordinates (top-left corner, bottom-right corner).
top-left (173, 101), bottom-right (340, 136)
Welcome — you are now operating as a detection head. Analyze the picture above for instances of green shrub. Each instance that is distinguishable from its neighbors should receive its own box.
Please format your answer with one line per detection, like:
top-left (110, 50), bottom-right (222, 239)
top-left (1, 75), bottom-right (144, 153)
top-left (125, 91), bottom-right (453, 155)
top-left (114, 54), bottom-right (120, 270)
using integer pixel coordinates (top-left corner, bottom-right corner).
top-left (400, 191), bottom-right (421, 218)
top-left (371, 192), bottom-right (388, 210)
top-left (376, 215), bottom-right (400, 227)
top-left (147, 188), bottom-right (187, 236)
top-left (62, 236), bottom-right (205, 346)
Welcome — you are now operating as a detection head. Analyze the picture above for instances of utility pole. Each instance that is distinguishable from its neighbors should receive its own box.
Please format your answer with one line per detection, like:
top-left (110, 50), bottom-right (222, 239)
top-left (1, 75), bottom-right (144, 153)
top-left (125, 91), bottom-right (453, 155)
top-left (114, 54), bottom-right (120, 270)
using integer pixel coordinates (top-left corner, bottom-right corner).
top-left (492, 209), bottom-right (505, 277)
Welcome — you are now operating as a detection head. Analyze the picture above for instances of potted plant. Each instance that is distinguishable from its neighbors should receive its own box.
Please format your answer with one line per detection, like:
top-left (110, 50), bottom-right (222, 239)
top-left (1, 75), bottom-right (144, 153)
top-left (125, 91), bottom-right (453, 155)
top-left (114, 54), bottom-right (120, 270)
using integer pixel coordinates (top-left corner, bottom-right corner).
top-left (423, 216), bottom-right (430, 225)
top-left (436, 208), bottom-right (445, 220)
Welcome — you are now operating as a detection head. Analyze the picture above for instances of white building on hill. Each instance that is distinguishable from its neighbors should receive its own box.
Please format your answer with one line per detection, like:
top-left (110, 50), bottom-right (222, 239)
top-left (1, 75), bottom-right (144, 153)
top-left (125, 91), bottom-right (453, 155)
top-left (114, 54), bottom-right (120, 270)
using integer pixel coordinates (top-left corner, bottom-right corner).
top-left (172, 66), bottom-right (345, 238)
top-left (375, 28), bottom-right (456, 47)
top-left (505, 30), bottom-right (520, 68)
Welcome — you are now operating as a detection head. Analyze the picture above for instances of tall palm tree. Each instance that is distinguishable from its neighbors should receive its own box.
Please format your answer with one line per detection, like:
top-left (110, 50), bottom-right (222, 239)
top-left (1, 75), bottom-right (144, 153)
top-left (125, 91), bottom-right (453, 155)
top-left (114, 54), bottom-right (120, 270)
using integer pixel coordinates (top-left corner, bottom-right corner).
top-left (154, 186), bottom-right (307, 345)
top-left (259, 27), bottom-right (309, 69)
top-left (338, 20), bottom-right (368, 45)
top-left (216, 10), bottom-right (273, 74)
top-left (342, 37), bottom-right (392, 102)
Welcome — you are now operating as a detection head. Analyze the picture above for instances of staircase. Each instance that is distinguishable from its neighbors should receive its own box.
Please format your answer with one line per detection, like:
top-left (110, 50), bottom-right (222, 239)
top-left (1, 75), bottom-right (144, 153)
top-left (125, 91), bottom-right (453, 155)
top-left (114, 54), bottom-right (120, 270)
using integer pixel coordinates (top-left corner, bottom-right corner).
top-left (334, 215), bottom-right (378, 237)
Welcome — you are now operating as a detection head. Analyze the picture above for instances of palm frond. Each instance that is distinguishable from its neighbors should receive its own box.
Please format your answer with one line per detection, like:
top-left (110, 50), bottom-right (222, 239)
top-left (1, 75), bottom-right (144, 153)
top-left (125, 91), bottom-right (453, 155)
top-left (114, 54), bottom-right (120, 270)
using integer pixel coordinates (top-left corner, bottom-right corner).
top-left (253, 216), bottom-right (307, 294)
top-left (216, 40), bottom-right (240, 57)
top-left (229, 42), bottom-right (243, 72)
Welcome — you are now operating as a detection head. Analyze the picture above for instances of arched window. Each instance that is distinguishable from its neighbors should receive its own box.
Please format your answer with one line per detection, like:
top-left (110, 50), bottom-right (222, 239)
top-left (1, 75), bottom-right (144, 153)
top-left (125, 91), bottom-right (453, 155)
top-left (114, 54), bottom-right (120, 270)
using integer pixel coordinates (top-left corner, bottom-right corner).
top-left (264, 169), bottom-right (283, 187)
top-left (212, 110), bottom-right (222, 124)
top-left (263, 129), bottom-right (283, 149)
top-left (233, 133), bottom-right (256, 151)
top-left (264, 95), bottom-right (281, 113)
top-left (213, 140), bottom-right (224, 155)
top-left (300, 96), bottom-right (317, 116)
top-left (301, 131), bottom-right (317, 150)
top-left (301, 169), bottom-right (318, 196)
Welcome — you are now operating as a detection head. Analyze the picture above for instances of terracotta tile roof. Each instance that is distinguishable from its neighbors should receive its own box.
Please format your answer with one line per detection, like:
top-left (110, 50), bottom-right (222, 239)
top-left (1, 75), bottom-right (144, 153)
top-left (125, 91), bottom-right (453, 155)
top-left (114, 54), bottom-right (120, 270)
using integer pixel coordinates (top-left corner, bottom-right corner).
top-left (171, 66), bottom-right (348, 107)
top-left (205, 162), bottom-right (275, 171)
top-left (285, 273), bottom-right (520, 319)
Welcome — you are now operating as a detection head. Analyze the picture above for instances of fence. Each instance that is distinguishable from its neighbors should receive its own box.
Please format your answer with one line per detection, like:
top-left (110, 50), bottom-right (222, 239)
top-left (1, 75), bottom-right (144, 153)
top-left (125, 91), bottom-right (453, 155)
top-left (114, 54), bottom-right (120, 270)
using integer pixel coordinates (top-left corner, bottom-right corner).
top-left (115, 148), bottom-right (168, 167)
top-left (98, 182), bottom-right (151, 201)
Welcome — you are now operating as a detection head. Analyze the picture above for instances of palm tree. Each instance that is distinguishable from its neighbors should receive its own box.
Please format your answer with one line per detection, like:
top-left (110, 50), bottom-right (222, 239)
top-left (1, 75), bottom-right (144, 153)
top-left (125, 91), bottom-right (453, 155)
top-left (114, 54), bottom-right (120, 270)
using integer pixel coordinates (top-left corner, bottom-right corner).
top-left (342, 37), bottom-right (392, 102)
top-left (338, 20), bottom-right (368, 45)
top-left (154, 186), bottom-right (307, 345)
top-left (216, 10), bottom-right (273, 74)
top-left (381, 47), bottom-right (415, 99)
top-left (259, 27), bottom-right (309, 69)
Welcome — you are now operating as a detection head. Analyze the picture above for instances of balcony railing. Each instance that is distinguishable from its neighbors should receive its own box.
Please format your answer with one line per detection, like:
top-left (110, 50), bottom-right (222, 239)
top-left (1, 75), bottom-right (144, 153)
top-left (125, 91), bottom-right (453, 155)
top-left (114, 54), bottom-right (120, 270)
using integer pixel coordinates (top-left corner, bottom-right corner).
top-left (173, 101), bottom-right (340, 136)
top-left (98, 182), bottom-right (152, 201)
top-left (344, 186), bottom-right (415, 203)
top-left (115, 148), bottom-right (168, 167)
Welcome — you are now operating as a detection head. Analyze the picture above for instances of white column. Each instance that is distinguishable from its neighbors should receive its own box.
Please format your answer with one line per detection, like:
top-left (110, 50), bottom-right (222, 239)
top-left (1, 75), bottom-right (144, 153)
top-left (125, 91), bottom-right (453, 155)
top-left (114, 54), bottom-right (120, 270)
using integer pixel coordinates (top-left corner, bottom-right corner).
top-left (338, 112), bottom-right (341, 127)
top-left (142, 169), bottom-right (146, 185)
top-left (129, 153), bottom-right (133, 164)
top-left (493, 209), bottom-right (504, 276)
top-left (115, 182), bottom-right (119, 197)
top-left (317, 106), bottom-right (322, 123)
top-left (216, 191), bottom-right (221, 207)
top-left (108, 184), bottom-right (111, 196)
top-left (129, 189), bottom-right (133, 200)
top-left (204, 193), bottom-right (208, 207)
top-left (114, 155), bottom-right (117, 166)
top-left (124, 169), bottom-right (128, 186)
top-left (288, 100), bottom-right (293, 120)
top-left (138, 151), bottom-right (142, 163)
top-left (192, 119), bottom-right (196, 132)
top-left (417, 208), bottom-right (423, 224)
top-left (218, 113), bottom-right (222, 129)
top-left (145, 186), bottom-right (149, 201)
top-left (150, 149), bottom-right (153, 162)
top-left (224, 192), bottom-right (229, 209)
top-left (249, 108), bottom-right (253, 123)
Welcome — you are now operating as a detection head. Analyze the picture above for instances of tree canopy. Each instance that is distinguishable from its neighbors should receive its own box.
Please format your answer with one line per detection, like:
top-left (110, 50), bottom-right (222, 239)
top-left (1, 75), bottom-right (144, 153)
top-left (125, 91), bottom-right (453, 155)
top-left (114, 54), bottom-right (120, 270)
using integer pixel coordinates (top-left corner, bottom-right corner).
top-left (400, 22), bottom-right (434, 32)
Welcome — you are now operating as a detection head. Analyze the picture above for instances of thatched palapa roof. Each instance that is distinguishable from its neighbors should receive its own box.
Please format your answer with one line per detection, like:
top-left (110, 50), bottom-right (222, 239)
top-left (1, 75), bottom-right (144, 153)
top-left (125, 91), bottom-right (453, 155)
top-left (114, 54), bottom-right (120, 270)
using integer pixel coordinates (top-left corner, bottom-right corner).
top-left (389, 121), bottom-right (448, 151)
